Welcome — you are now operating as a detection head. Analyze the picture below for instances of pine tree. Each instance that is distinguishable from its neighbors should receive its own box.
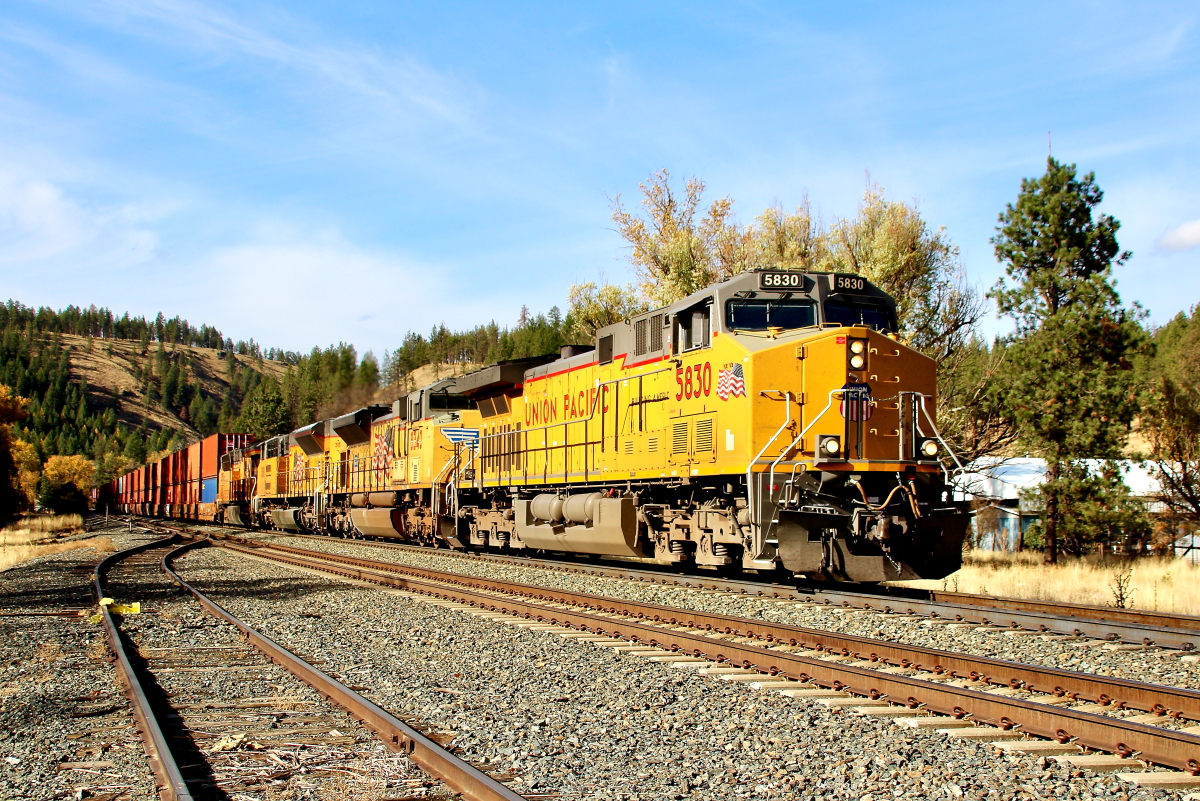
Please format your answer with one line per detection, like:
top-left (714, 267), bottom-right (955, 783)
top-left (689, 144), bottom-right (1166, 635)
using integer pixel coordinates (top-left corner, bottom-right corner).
top-left (236, 378), bottom-right (292, 441)
top-left (990, 157), bottom-right (1145, 563)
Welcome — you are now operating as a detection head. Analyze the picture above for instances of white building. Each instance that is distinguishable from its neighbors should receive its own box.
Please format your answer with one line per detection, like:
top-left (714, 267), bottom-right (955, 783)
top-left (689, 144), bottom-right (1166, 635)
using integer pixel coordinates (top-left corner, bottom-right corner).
top-left (951, 458), bottom-right (1199, 562)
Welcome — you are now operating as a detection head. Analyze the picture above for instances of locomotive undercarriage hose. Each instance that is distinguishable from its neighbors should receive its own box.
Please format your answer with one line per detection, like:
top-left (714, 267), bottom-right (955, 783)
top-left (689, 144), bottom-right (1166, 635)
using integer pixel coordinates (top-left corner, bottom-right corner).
top-left (853, 479), bottom-right (923, 519)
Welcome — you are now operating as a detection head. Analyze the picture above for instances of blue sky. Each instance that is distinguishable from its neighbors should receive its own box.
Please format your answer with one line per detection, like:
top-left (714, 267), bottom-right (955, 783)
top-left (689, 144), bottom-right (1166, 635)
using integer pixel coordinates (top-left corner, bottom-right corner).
top-left (0, 2), bottom-right (1197, 358)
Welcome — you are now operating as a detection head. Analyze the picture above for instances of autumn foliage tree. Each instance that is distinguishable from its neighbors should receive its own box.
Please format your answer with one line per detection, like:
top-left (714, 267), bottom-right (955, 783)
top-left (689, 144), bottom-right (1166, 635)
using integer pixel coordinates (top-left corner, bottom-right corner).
top-left (600, 169), bottom-right (999, 463)
top-left (0, 386), bottom-right (29, 523)
top-left (38, 453), bottom-right (96, 514)
top-left (566, 282), bottom-right (648, 341)
top-left (608, 170), bottom-right (741, 306)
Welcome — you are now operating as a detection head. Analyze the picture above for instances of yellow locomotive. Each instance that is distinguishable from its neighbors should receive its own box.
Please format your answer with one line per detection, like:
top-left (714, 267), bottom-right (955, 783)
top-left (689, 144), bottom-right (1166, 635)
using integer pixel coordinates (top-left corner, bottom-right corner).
top-left (215, 269), bottom-right (970, 582)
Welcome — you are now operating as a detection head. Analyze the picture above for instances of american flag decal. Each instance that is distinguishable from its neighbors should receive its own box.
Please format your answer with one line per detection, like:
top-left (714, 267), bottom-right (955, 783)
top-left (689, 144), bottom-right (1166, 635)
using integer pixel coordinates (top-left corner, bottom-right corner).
top-left (839, 383), bottom-right (874, 421)
top-left (716, 363), bottom-right (746, 400)
top-left (291, 453), bottom-right (306, 484)
top-left (372, 427), bottom-right (394, 478)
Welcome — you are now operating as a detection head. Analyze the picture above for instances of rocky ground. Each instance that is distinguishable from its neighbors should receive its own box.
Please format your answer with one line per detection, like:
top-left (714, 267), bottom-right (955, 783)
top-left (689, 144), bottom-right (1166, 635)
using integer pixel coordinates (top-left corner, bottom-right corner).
top-left (102, 541), bottom-right (454, 801)
top-left (247, 535), bottom-right (1200, 692)
top-left (178, 543), bottom-right (1193, 801)
top-left (0, 528), bottom-right (160, 801)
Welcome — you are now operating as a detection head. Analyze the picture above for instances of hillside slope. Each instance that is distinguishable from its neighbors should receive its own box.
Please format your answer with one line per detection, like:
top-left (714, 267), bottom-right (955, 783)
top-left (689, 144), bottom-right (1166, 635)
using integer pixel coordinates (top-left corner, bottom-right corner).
top-left (60, 333), bottom-right (286, 439)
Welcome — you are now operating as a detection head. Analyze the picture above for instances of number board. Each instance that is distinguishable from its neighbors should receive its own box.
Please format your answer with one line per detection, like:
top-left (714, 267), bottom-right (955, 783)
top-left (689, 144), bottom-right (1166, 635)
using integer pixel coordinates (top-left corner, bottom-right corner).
top-left (832, 274), bottom-right (867, 293)
top-left (758, 271), bottom-right (804, 290)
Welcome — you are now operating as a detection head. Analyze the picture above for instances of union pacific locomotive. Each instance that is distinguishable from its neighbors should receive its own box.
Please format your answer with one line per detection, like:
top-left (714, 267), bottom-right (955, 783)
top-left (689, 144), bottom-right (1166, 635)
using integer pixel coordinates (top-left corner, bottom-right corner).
top-left (104, 270), bottom-right (971, 582)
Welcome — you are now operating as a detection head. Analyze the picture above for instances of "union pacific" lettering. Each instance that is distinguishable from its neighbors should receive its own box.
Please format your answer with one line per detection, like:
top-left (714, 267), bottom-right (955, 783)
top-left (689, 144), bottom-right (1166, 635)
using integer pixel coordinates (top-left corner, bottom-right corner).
top-left (524, 386), bottom-right (610, 426)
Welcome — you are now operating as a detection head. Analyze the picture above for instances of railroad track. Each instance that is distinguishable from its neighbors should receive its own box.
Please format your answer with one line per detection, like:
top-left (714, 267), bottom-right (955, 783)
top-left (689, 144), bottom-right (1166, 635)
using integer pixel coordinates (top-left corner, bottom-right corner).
top-left (143, 517), bottom-right (1200, 649)
top-left (93, 533), bottom-right (525, 801)
top-left (282, 531), bottom-right (1200, 650)
top-left (202, 531), bottom-right (1200, 783)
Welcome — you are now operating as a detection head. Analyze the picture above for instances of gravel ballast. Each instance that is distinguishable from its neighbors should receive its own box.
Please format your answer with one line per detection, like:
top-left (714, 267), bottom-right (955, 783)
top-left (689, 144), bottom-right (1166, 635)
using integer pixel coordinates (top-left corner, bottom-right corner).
top-left (102, 541), bottom-right (454, 800)
top-left (248, 534), bottom-right (1200, 692)
top-left (179, 544), bottom-right (1190, 800)
top-left (0, 529), bottom-right (161, 801)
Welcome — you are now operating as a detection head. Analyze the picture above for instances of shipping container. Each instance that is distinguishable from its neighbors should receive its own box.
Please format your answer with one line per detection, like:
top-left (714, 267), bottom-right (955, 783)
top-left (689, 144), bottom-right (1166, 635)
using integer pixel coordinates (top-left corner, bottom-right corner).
top-left (188, 441), bottom-right (202, 482)
top-left (201, 477), bottom-right (218, 504)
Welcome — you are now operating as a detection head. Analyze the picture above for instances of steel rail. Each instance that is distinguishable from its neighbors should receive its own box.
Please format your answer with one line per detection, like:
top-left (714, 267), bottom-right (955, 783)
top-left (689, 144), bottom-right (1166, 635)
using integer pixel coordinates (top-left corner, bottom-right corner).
top-left (94, 537), bottom-right (195, 801)
top-left (217, 537), bottom-right (1200, 774)
top-left (161, 539), bottom-right (525, 801)
top-left (496, 554), bottom-right (1200, 647)
top-left (157, 519), bottom-right (1200, 648)
top-left (225, 537), bottom-right (1200, 720)
top-left (288, 533), bottom-right (1200, 649)
top-left (912, 590), bottom-right (1200, 635)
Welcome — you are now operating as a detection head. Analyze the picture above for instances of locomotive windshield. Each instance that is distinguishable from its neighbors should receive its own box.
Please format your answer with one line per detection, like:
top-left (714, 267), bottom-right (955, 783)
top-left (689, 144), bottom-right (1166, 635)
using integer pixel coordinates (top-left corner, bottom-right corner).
top-left (824, 301), bottom-right (896, 333)
top-left (725, 299), bottom-right (816, 332)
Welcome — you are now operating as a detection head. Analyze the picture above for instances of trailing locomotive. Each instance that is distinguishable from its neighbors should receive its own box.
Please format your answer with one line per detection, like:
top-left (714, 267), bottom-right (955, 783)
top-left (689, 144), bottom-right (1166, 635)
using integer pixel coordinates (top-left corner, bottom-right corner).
top-left (104, 270), bottom-right (971, 582)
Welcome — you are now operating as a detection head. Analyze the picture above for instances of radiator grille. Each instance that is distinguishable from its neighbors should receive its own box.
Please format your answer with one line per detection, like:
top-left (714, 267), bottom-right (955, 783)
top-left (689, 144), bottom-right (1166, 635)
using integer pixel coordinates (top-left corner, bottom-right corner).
top-left (694, 418), bottom-right (714, 452)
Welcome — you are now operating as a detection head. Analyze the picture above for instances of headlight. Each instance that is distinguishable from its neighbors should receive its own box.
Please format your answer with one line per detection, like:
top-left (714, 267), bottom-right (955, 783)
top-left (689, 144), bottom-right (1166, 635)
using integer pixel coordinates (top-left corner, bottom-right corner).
top-left (849, 340), bottom-right (866, 354)
top-left (821, 436), bottom-right (841, 456)
top-left (920, 439), bottom-right (940, 458)
top-left (849, 354), bottom-right (865, 370)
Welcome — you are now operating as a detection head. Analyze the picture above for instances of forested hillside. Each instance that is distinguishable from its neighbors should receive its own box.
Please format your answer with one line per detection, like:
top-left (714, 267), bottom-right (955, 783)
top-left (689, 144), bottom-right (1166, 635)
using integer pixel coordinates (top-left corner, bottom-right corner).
top-left (0, 305), bottom-right (287, 482)
top-left (0, 299), bottom-right (579, 484)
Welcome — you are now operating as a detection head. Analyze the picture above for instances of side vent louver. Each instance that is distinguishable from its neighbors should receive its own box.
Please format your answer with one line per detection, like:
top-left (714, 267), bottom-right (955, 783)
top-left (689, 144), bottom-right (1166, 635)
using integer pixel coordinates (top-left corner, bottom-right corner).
top-left (672, 422), bottom-right (688, 455)
top-left (650, 314), bottom-right (664, 350)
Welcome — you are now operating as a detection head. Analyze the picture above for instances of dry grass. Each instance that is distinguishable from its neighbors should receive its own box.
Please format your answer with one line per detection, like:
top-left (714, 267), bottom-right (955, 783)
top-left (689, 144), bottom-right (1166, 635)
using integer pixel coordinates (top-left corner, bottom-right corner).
top-left (891, 550), bottom-right (1200, 614)
top-left (0, 514), bottom-right (114, 572)
top-left (0, 513), bottom-right (84, 544)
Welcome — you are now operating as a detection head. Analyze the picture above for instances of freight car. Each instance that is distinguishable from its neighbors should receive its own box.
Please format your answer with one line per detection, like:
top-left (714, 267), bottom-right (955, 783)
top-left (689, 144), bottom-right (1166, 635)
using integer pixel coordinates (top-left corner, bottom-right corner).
top-left (104, 270), bottom-right (971, 582)
top-left (99, 433), bottom-right (252, 519)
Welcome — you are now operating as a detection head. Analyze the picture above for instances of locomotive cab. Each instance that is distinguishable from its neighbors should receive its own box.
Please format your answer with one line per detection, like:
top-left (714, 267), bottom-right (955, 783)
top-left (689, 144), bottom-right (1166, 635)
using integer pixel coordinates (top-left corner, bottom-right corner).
top-left (701, 270), bottom-right (969, 582)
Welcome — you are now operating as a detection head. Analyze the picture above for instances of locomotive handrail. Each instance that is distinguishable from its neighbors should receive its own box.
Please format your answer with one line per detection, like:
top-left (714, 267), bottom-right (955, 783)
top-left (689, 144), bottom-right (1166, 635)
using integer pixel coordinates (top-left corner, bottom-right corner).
top-left (745, 390), bottom-right (793, 529)
top-left (766, 387), bottom-right (843, 490)
top-left (912, 391), bottom-right (968, 483)
top-left (430, 447), bottom-right (459, 525)
top-left (469, 364), bottom-right (676, 488)
top-left (474, 364), bottom-right (675, 445)
top-left (760, 388), bottom-right (845, 544)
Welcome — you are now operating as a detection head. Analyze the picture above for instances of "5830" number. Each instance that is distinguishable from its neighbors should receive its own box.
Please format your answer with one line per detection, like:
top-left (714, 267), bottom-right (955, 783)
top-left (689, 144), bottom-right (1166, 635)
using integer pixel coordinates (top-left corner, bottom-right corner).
top-left (676, 363), bottom-right (713, 400)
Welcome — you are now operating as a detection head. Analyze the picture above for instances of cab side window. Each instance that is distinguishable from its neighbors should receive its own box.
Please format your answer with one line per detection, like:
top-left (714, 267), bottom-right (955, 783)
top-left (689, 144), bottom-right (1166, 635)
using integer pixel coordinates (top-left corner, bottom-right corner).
top-left (674, 302), bottom-right (711, 352)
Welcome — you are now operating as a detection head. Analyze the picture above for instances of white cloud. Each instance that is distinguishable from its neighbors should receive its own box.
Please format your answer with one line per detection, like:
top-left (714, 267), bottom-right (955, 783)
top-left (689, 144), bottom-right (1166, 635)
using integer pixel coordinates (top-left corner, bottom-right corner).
top-left (76, 0), bottom-right (479, 132)
top-left (0, 171), bottom-right (160, 265)
top-left (1158, 218), bottom-right (1200, 252)
top-left (196, 229), bottom-right (445, 352)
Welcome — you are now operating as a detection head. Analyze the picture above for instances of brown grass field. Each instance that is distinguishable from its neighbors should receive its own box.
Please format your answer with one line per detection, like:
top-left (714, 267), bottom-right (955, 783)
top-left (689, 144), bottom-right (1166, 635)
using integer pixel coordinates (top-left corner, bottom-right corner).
top-left (892, 550), bottom-right (1200, 614)
top-left (0, 514), bottom-right (115, 573)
